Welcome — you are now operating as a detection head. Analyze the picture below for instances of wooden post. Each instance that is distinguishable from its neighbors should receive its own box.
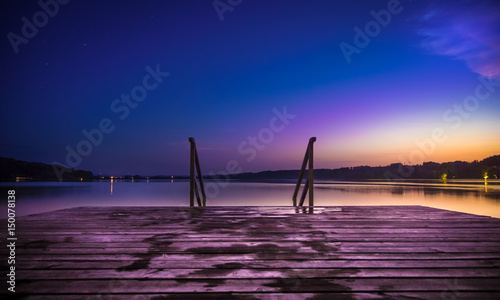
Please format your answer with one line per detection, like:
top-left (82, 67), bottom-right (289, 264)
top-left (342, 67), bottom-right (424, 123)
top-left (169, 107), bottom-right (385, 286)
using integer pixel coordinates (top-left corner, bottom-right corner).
top-left (189, 137), bottom-right (207, 207)
top-left (189, 137), bottom-right (195, 206)
top-left (293, 147), bottom-right (309, 206)
top-left (293, 137), bottom-right (316, 207)
top-left (298, 179), bottom-right (309, 206)
top-left (308, 137), bottom-right (315, 206)
top-left (194, 147), bottom-right (207, 207)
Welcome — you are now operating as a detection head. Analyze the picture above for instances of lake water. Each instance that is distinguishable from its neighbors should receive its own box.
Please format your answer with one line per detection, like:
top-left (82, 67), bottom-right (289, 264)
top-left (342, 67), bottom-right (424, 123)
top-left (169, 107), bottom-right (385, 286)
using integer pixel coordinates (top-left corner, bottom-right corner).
top-left (1, 179), bottom-right (500, 218)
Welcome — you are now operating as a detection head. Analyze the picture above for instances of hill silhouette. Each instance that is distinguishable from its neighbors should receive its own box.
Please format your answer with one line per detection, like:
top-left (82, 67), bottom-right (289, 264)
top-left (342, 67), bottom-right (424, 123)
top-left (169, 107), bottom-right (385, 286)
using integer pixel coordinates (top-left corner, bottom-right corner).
top-left (228, 155), bottom-right (500, 181)
top-left (1, 155), bottom-right (499, 182)
top-left (0, 157), bottom-right (94, 182)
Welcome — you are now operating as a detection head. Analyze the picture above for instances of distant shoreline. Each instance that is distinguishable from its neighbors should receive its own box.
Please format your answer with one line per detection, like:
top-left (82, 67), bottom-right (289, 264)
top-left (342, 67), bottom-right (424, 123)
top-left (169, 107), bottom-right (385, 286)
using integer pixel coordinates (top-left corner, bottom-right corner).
top-left (1, 155), bottom-right (499, 182)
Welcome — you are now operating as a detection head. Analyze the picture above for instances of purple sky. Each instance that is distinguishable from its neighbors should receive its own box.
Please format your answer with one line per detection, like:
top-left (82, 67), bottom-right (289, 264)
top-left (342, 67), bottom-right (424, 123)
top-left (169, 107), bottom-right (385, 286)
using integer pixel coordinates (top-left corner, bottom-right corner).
top-left (1, 0), bottom-right (499, 176)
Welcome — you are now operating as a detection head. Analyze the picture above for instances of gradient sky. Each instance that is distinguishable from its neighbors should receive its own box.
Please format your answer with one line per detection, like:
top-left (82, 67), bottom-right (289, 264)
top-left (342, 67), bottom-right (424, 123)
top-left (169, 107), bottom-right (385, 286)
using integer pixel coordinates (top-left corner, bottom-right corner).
top-left (1, 0), bottom-right (499, 176)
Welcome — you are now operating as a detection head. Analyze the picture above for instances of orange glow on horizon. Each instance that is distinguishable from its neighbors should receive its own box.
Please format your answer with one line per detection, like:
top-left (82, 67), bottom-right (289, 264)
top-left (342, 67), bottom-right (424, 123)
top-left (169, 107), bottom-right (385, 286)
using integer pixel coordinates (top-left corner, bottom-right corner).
top-left (316, 127), bottom-right (499, 169)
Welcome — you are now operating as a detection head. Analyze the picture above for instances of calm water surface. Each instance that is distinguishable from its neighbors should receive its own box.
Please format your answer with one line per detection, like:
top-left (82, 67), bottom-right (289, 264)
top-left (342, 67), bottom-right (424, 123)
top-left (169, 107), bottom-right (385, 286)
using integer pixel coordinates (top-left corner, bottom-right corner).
top-left (1, 179), bottom-right (499, 218)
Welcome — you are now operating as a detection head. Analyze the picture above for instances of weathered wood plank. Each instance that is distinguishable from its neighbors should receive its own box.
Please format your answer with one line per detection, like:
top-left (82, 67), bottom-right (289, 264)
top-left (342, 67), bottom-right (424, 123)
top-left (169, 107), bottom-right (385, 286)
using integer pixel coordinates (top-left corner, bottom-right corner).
top-left (17, 268), bottom-right (500, 279)
top-left (5, 205), bottom-right (500, 299)
top-left (14, 234), bottom-right (500, 241)
top-left (10, 244), bottom-right (500, 256)
top-left (15, 278), bottom-right (500, 293)
top-left (11, 252), bottom-right (500, 261)
top-left (9, 243), bottom-right (498, 255)
top-left (13, 258), bottom-right (500, 269)
top-left (18, 292), bottom-right (500, 300)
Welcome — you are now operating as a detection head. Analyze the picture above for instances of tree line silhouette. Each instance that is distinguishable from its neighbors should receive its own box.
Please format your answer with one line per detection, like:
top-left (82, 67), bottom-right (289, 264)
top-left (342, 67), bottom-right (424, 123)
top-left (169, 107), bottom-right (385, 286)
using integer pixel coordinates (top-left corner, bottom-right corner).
top-left (229, 155), bottom-right (500, 181)
top-left (0, 157), bottom-right (93, 181)
top-left (1, 155), bottom-right (498, 182)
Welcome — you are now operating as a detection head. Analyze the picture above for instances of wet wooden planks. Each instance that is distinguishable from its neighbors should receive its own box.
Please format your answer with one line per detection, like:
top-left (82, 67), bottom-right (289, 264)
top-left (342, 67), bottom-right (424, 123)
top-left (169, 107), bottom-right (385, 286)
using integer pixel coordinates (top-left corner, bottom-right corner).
top-left (1, 205), bottom-right (500, 299)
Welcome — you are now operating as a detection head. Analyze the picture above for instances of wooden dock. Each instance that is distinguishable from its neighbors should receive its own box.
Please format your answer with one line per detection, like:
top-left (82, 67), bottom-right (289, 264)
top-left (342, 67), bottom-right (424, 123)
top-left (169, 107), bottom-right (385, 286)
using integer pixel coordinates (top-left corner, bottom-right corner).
top-left (2, 206), bottom-right (500, 299)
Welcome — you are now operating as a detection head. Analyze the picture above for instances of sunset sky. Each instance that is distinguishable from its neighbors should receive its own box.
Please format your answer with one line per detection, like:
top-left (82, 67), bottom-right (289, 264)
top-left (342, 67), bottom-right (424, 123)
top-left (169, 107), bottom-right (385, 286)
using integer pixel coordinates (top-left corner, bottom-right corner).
top-left (1, 0), bottom-right (499, 176)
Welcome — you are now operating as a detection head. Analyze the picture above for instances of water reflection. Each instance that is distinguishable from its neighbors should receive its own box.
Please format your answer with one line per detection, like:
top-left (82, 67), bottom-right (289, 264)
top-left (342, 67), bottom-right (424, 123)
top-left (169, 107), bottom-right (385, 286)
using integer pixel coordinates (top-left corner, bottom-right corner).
top-left (295, 206), bottom-right (314, 214)
top-left (110, 178), bottom-right (113, 195)
top-left (1, 179), bottom-right (499, 218)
